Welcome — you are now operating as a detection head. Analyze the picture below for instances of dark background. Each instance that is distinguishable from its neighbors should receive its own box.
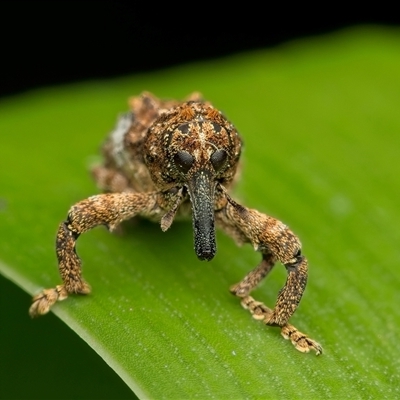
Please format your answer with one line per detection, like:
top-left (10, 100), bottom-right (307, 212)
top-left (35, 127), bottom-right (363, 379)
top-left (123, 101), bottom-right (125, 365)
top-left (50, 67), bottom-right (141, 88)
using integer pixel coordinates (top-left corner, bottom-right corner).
top-left (1, 3), bottom-right (399, 399)
top-left (1, 1), bottom-right (399, 99)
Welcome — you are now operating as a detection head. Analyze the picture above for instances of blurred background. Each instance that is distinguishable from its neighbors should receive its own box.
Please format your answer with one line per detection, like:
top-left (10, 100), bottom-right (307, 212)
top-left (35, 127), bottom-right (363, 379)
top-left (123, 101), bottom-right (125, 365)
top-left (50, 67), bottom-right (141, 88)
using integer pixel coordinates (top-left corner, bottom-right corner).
top-left (1, 3), bottom-right (400, 399)
top-left (1, 1), bottom-right (399, 99)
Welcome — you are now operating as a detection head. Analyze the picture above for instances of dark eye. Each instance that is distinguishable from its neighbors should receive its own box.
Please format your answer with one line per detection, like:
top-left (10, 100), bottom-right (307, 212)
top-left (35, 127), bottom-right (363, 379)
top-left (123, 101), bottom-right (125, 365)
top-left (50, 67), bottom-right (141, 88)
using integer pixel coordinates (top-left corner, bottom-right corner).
top-left (174, 151), bottom-right (194, 173)
top-left (210, 149), bottom-right (228, 172)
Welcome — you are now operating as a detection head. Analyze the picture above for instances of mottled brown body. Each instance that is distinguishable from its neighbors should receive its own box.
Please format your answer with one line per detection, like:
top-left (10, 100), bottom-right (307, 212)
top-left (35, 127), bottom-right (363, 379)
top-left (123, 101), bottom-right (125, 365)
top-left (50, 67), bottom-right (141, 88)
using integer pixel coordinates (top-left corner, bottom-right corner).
top-left (30, 92), bottom-right (322, 355)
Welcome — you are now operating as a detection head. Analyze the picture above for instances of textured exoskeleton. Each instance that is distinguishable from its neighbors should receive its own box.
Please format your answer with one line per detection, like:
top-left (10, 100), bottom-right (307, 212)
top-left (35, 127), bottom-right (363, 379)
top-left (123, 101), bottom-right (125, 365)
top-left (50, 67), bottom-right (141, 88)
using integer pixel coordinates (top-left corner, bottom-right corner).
top-left (30, 92), bottom-right (322, 355)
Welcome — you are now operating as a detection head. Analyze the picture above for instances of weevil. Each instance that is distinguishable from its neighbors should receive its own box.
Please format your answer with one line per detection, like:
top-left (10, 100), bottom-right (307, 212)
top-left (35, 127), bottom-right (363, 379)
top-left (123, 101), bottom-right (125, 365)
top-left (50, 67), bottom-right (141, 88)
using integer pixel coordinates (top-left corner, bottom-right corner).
top-left (29, 92), bottom-right (322, 355)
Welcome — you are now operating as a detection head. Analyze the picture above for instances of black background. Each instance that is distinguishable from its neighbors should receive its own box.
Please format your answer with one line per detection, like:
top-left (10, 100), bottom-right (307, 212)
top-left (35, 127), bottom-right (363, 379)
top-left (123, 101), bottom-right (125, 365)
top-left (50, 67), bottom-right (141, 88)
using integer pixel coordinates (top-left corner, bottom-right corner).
top-left (1, 1), bottom-right (399, 99)
top-left (1, 3), bottom-right (399, 398)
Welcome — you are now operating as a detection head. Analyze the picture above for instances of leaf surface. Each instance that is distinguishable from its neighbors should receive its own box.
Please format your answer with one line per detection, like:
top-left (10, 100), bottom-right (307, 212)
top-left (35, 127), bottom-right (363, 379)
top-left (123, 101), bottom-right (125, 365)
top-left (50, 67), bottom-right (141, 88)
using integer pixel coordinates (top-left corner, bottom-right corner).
top-left (1, 26), bottom-right (399, 399)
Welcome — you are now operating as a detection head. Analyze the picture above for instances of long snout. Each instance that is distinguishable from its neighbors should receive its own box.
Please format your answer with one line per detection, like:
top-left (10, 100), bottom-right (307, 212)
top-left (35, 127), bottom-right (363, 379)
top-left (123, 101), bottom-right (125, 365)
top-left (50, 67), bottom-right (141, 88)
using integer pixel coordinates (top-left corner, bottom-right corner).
top-left (186, 170), bottom-right (217, 261)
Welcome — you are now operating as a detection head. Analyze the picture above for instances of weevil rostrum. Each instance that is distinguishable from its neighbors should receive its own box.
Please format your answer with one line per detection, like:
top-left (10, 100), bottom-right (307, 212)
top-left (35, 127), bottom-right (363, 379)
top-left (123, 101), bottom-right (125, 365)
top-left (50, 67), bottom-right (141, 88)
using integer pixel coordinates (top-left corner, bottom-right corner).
top-left (29, 92), bottom-right (322, 355)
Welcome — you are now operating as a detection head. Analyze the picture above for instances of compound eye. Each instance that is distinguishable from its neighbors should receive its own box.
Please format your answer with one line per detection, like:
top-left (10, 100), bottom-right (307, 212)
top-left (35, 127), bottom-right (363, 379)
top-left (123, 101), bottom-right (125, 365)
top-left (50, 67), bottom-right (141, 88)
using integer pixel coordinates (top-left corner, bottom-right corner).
top-left (174, 151), bottom-right (194, 173)
top-left (210, 149), bottom-right (228, 172)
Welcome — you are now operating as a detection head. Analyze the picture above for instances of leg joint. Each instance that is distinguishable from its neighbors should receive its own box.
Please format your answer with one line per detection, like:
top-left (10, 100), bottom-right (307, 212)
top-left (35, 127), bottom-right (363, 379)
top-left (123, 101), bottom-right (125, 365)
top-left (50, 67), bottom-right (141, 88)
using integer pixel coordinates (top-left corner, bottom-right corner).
top-left (284, 251), bottom-right (304, 273)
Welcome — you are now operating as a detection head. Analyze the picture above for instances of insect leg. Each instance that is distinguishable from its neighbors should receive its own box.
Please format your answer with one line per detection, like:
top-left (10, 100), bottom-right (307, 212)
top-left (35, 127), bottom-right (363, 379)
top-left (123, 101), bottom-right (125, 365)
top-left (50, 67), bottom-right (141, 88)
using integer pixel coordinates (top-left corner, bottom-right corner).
top-left (29, 192), bottom-right (158, 317)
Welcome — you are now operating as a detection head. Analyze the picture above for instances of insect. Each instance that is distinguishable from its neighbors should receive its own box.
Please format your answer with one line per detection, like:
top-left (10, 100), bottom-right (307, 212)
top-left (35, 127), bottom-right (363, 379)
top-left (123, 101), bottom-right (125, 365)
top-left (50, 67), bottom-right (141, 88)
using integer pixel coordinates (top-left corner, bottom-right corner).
top-left (29, 92), bottom-right (322, 355)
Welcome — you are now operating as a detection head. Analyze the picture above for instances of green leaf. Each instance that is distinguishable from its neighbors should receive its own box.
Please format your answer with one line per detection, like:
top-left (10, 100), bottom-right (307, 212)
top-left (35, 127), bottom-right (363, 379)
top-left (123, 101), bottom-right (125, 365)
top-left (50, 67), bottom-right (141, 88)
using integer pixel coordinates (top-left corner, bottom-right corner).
top-left (1, 26), bottom-right (400, 399)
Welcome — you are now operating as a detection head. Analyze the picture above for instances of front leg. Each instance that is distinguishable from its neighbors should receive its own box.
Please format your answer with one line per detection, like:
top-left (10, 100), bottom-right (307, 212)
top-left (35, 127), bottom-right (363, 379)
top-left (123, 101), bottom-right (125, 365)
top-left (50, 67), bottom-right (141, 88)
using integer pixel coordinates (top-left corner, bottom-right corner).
top-left (217, 195), bottom-right (322, 355)
top-left (29, 192), bottom-right (158, 317)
